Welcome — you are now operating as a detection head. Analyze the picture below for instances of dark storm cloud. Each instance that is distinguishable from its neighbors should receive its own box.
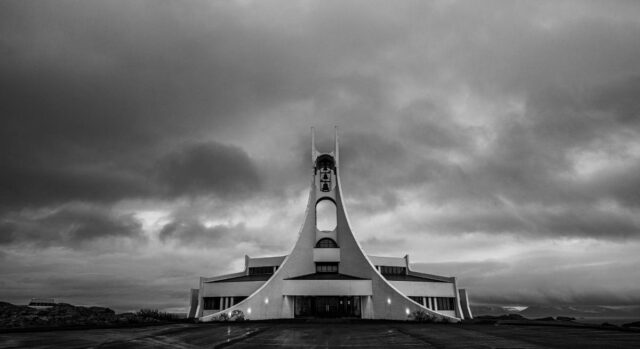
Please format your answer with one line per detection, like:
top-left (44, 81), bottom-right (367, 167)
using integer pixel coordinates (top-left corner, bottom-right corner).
top-left (158, 220), bottom-right (242, 246)
top-left (156, 142), bottom-right (261, 198)
top-left (158, 216), bottom-right (291, 254)
top-left (0, 140), bottom-right (261, 208)
top-left (0, 203), bottom-right (143, 247)
top-left (589, 76), bottom-right (640, 124)
top-left (588, 160), bottom-right (640, 208)
top-left (0, 0), bottom-right (309, 209)
top-left (448, 76), bottom-right (640, 209)
top-left (398, 99), bottom-right (476, 151)
top-left (338, 131), bottom-right (454, 206)
top-left (422, 204), bottom-right (640, 239)
top-left (0, 162), bottom-right (152, 208)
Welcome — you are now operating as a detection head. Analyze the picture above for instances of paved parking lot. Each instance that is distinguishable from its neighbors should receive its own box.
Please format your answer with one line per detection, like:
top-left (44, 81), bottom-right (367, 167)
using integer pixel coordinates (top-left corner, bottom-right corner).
top-left (1, 322), bottom-right (639, 348)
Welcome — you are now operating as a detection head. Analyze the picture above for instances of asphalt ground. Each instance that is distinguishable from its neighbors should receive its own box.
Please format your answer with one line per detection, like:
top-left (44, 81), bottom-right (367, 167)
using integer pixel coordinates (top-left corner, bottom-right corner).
top-left (1, 322), bottom-right (639, 348)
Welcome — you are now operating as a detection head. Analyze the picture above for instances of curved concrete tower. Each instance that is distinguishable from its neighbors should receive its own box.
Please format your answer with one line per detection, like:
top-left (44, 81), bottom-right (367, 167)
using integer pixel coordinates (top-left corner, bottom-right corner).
top-left (189, 128), bottom-right (472, 321)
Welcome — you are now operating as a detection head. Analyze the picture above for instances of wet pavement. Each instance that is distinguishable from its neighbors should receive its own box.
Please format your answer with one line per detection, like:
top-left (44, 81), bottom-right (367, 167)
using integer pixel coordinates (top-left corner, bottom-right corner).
top-left (1, 322), bottom-right (639, 348)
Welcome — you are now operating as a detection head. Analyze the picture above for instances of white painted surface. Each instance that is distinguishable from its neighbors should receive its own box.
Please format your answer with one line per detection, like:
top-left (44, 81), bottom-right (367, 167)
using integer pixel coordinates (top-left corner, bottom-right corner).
top-left (389, 281), bottom-right (456, 297)
top-left (313, 248), bottom-right (341, 262)
top-left (282, 279), bottom-right (373, 296)
top-left (247, 256), bottom-right (285, 268)
top-left (368, 256), bottom-right (406, 267)
top-left (201, 281), bottom-right (265, 297)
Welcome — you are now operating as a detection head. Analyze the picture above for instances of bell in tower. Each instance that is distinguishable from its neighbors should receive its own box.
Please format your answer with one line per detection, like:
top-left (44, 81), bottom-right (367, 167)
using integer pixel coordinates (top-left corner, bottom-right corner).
top-left (316, 154), bottom-right (334, 192)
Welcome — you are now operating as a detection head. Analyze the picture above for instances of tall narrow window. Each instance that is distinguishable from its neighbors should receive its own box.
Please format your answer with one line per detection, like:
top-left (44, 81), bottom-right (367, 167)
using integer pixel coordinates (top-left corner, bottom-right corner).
top-left (249, 266), bottom-right (274, 275)
top-left (409, 296), bottom-right (423, 304)
top-left (316, 199), bottom-right (337, 231)
top-left (435, 297), bottom-right (455, 310)
top-left (203, 297), bottom-right (221, 310)
top-left (380, 266), bottom-right (407, 275)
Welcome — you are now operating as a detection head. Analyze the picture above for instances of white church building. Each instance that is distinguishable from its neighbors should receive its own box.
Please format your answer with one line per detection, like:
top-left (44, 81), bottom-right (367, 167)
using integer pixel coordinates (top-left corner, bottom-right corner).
top-left (187, 128), bottom-right (473, 321)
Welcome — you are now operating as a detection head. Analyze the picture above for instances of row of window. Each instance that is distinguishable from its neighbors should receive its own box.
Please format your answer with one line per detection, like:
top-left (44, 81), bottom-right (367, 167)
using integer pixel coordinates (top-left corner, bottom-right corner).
top-left (203, 296), bottom-right (247, 310)
top-left (379, 266), bottom-right (407, 275)
top-left (436, 297), bottom-right (456, 311)
top-left (204, 295), bottom-right (455, 311)
top-left (248, 266), bottom-right (275, 275)
top-left (316, 262), bottom-right (339, 273)
top-left (408, 296), bottom-right (456, 311)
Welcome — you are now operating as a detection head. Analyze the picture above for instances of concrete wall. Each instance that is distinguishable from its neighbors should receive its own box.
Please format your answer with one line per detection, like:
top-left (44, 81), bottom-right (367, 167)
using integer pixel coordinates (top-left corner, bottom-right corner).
top-left (389, 281), bottom-right (456, 297)
top-left (247, 256), bottom-right (285, 268)
top-left (459, 288), bottom-right (474, 319)
top-left (201, 281), bottom-right (265, 297)
top-left (312, 248), bottom-right (340, 262)
top-left (187, 289), bottom-right (198, 318)
top-left (369, 256), bottom-right (406, 267)
top-left (282, 280), bottom-right (372, 296)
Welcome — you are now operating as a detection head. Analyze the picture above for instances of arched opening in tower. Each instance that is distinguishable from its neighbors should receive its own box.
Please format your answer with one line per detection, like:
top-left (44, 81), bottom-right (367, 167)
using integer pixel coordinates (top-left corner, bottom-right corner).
top-left (316, 199), bottom-right (337, 231)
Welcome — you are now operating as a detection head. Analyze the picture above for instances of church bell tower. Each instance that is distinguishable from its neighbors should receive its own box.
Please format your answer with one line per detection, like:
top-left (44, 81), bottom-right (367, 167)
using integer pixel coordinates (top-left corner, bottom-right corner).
top-left (193, 127), bottom-right (467, 322)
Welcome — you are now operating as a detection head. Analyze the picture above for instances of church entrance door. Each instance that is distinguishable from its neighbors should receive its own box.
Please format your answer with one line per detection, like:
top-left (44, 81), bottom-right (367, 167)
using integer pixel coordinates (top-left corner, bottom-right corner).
top-left (294, 296), bottom-right (361, 318)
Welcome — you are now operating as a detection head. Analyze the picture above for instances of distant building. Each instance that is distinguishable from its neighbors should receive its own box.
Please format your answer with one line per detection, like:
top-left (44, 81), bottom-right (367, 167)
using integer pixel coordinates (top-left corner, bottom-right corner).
top-left (28, 298), bottom-right (56, 309)
top-left (188, 128), bottom-right (473, 321)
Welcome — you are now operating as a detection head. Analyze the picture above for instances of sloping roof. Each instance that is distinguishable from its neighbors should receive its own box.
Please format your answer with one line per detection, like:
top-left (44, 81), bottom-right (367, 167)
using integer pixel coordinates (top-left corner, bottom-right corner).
top-left (382, 273), bottom-right (448, 282)
top-left (201, 270), bottom-right (247, 283)
top-left (368, 255), bottom-right (406, 267)
top-left (381, 269), bottom-right (453, 283)
top-left (408, 270), bottom-right (454, 282)
top-left (208, 274), bottom-right (273, 283)
top-left (247, 255), bottom-right (286, 268)
top-left (284, 273), bottom-right (369, 280)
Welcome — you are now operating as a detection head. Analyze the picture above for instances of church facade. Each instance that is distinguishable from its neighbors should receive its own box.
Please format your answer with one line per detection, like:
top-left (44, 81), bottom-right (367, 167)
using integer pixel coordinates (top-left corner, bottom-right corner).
top-left (187, 129), bottom-right (473, 321)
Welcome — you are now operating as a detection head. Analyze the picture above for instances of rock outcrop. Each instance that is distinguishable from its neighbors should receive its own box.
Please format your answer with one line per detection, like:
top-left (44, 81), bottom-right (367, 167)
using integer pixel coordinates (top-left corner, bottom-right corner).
top-left (0, 302), bottom-right (166, 330)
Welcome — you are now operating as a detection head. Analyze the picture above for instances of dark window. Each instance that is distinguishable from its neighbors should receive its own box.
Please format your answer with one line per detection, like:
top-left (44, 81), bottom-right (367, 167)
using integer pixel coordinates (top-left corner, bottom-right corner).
top-left (436, 297), bottom-right (455, 310)
top-left (380, 266), bottom-right (406, 275)
top-left (249, 266), bottom-right (274, 275)
top-left (316, 262), bottom-right (339, 273)
top-left (315, 238), bottom-right (338, 248)
top-left (203, 297), bottom-right (220, 310)
top-left (316, 155), bottom-right (335, 171)
top-left (316, 155), bottom-right (335, 192)
top-left (233, 296), bottom-right (247, 304)
top-left (409, 296), bottom-right (423, 304)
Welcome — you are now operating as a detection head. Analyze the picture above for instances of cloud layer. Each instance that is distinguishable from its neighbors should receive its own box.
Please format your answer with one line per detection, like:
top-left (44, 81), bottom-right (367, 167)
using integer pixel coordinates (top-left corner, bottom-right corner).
top-left (2, 0), bottom-right (640, 311)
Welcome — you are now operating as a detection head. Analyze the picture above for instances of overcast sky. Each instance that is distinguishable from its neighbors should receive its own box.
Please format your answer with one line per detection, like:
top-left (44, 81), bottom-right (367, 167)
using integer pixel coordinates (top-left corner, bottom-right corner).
top-left (2, 0), bottom-right (640, 312)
